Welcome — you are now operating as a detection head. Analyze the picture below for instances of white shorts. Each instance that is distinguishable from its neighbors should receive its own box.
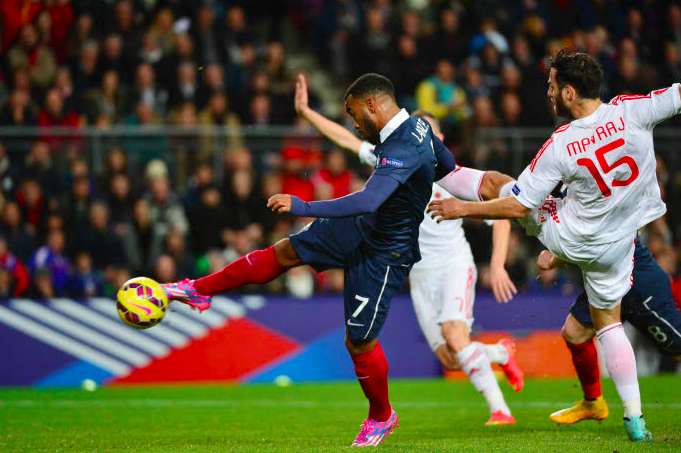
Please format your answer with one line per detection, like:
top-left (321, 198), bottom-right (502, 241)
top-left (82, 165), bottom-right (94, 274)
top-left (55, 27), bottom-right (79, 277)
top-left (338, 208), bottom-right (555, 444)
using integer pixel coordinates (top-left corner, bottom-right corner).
top-left (409, 257), bottom-right (477, 352)
top-left (519, 198), bottom-right (635, 310)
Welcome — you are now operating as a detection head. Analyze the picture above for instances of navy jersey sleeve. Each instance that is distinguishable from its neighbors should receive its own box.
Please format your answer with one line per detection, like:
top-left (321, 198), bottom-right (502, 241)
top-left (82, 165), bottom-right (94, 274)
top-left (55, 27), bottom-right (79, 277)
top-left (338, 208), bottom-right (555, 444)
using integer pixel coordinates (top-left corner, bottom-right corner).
top-left (373, 140), bottom-right (421, 184)
top-left (433, 136), bottom-right (456, 180)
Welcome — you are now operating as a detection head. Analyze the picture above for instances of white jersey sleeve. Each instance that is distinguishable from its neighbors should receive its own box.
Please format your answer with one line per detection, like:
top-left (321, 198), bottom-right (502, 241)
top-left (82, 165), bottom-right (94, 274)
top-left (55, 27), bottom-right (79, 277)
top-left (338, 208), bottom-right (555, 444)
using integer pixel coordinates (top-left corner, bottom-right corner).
top-left (610, 83), bottom-right (681, 129)
top-left (359, 141), bottom-right (378, 166)
top-left (513, 137), bottom-right (562, 209)
top-left (435, 166), bottom-right (484, 202)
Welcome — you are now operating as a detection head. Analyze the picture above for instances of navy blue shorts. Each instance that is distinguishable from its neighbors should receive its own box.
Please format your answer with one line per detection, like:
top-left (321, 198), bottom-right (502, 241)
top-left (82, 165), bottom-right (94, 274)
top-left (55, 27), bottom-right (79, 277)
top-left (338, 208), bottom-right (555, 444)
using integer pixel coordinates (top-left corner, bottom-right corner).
top-left (290, 218), bottom-right (410, 343)
top-left (570, 240), bottom-right (681, 356)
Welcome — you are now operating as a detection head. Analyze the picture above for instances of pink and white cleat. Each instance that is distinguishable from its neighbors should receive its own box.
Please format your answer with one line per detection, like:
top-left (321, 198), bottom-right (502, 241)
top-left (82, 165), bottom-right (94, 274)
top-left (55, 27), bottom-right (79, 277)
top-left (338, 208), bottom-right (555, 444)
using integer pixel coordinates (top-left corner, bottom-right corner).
top-left (485, 410), bottom-right (516, 426)
top-left (499, 338), bottom-right (524, 392)
top-left (351, 409), bottom-right (399, 447)
top-left (162, 279), bottom-right (212, 312)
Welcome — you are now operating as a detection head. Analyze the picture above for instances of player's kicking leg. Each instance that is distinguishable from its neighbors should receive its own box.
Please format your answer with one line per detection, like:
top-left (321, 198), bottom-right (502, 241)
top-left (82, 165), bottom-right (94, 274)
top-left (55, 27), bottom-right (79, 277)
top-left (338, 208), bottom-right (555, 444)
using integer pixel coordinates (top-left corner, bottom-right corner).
top-left (162, 238), bottom-right (301, 310)
top-left (344, 249), bottom-right (409, 448)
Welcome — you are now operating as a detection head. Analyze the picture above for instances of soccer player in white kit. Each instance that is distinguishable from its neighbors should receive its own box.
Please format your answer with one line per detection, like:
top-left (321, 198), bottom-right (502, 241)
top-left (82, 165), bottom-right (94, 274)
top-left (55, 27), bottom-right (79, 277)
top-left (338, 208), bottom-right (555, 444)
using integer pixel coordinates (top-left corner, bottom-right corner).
top-left (429, 49), bottom-right (680, 442)
top-left (293, 74), bottom-right (523, 426)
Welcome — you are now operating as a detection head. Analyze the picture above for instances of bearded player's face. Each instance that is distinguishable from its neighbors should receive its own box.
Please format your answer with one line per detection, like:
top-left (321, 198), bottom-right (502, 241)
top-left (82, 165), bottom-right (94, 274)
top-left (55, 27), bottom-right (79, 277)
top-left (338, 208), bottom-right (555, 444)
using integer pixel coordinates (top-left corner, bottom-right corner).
top-left (345, 95), bottom-right (380, 145)
top-left (547, 68), bottom-right (571, 118)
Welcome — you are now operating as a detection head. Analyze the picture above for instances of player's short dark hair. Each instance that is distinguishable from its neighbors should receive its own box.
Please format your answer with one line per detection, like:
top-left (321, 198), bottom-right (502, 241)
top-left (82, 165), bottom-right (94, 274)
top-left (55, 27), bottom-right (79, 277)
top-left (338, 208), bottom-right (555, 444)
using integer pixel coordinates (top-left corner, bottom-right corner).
top-left (550, 49), bottom-right (603, 99)
top-left (344, 73), bottom-right (395, 100)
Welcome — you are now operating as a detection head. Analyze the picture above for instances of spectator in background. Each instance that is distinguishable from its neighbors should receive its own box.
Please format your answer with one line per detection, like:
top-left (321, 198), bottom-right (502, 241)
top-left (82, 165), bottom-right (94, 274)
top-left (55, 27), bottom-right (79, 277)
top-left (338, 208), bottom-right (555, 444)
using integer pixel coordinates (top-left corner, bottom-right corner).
top-left (224, 170), bottom-right (267, 234)
top-left (79, 201), bottom-right (126, 270)
top-left (247, 93), bottom-right (273, 126)
top-left (148, 8), bottom-right (176, 55)
top-left (660, 42), bottom-right (681, 86)
top-left (312, 149), bottom-right (353, 200)
top-left (15, 179), bottom-right (45, 236)
top-left (8, 24), bottom-right (57, 91)
top-left (416, 59), bottom-right (470, 129)
top-left (29, 228), bottom-right (70, 295)
top-left (189, 184), bottom-right (228, 255)
top-left (610, 55), bottom-right (647, 95)
top-left (197, 63), bottom-right (226, 108)
top-left (1, 202), bottom-right (35, 262)
top-left (169, 61), bottom-right (199, 107)
top-left (392, 35), bottom-right (425, 111)
top-left (349, 7), bottom-right (392, 77)
top-left (427, 8), bottom-right (468, 65)
top-left (107, 173), bottom-right (135, 227)
top-left (158, 33), bottom-right (196, 93)
top-left (106, 0), bottom-right (141, 66)
top-left (63, 175), bottom-right (92, 237)
top-left (66, 13), bottom-right (94, 64)
top-left (0, 89), bottom-right (36, 126)
top-left (144, 163), bottom-right (189, 238)
top-left (85, 70), bottom-right (127, 124)
top-left (24, 141), bottom-right (62, 197)
top-left (66, 250), bottom-right (102, 298)
top-left (0, 236), bottom-right (30, 296)
top-left (131, 63), bottom-right (168, 116)
top-left (122, 198), bottom-right (163, 274)
top-left (96, 33), bottom-right (127, 81)
top-left (198, 92), bottom-right (242, 154)
top-left (192, 4), bottom-right (222, 66)
top-left (37, 88), bottom-right (81, 144)
top-left (71, 40), bottom-right (99, 94)
top-left (164, 229), bottom-right (194, 279)
top-left (153, 254), bottom-right (177, 283)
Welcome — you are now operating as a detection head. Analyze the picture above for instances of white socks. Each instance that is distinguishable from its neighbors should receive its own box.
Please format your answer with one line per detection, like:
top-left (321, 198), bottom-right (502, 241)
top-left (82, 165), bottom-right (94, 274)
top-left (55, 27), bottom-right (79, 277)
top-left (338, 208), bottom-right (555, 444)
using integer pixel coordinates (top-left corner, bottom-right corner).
top-left (596, 322), bottom-right (642, 418)
top-left (457, 342), bottom-right (510, 415)
top-left (483, 343), bottom-right (509, 365)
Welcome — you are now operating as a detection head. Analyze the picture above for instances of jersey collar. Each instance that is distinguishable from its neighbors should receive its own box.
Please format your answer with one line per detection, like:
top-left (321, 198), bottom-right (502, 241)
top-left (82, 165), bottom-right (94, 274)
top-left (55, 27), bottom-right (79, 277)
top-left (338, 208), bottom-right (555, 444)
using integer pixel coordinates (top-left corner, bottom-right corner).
top-left (379, 108), bottom-right (409, 143)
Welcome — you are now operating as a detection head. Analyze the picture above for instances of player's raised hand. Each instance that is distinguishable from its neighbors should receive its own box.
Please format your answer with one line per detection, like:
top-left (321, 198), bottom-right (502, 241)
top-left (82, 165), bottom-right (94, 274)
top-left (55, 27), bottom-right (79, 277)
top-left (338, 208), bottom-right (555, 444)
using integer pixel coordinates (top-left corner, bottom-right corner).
top-left (427, 198), bottom-right (466, 222)
top-left (490, 264), bottom-right (517, 303)
top-left (267, 194), bottom-right (292, 214)
top-left (294, 73), bottom-right (309, 115)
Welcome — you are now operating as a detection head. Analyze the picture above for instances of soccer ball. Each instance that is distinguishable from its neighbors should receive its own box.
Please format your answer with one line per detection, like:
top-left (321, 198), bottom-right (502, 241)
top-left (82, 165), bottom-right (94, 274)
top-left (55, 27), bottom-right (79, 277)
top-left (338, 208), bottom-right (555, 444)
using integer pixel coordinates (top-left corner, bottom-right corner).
top-left (116, 277), bottom-right (168, 329)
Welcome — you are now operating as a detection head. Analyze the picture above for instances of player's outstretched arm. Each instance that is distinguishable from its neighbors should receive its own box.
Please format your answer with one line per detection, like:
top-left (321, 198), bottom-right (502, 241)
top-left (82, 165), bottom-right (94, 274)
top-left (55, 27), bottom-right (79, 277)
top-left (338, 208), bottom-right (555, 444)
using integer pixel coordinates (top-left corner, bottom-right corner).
top-left (490, 220), bottom-right (517, 303)
top-left (267, 173), bottom-right (399, 218)
top-left (295, 73), bottom-right (366, 155)
top-left (427, 196), bottom-right (529, 222)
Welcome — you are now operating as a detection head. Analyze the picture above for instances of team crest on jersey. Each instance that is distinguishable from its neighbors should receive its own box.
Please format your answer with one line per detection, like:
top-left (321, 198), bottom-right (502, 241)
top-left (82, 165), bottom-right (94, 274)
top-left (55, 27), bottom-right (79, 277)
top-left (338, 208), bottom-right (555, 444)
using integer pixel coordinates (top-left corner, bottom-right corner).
top-left (379, 157), bottom-right (404, 168)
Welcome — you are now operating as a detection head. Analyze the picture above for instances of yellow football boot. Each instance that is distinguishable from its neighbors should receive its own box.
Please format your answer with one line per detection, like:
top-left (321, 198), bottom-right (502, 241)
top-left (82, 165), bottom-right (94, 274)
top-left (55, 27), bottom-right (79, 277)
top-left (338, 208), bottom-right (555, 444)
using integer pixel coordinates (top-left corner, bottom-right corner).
top-left (549, 396), bottom-right (609, 425)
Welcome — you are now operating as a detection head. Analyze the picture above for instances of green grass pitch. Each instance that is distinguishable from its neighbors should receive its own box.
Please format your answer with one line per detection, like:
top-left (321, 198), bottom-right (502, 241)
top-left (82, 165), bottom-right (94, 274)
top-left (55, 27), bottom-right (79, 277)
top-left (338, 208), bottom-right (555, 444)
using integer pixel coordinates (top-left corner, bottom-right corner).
top-left (1, 376), bottom-right (679, 452)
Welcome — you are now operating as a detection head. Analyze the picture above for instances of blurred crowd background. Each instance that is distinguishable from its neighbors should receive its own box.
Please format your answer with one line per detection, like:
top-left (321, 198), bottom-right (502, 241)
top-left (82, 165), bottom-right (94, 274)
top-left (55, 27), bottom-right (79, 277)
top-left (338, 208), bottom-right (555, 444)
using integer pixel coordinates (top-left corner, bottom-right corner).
top-left (0, 0), bottom-right (680, 305)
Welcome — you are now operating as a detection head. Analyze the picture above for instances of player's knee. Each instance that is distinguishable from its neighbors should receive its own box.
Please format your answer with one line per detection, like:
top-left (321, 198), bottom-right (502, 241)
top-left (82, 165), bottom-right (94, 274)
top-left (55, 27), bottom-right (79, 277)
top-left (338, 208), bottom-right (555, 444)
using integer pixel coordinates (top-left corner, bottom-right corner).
top-left (345, 336), bottom-right (377, 355)
top-left (273, 238), bottom-right (302, 268)
top-left (441, 321), bottom-right (471, 353)
top-left (561, 315), bottom-right (594, 344)
top-left (434, 344), bottom-right (460, 370)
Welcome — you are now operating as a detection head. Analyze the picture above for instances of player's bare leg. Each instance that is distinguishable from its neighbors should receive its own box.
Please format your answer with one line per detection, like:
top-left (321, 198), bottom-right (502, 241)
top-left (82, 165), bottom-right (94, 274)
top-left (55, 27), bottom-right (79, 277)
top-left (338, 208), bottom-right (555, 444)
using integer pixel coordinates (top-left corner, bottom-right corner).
top-left (550, 314), bottom-right (609, 424)
top-left (591, 304), bottom-right (652, 442)
top-left (346, 337), bottom-right (399, 447)
top-left (441, 320), bottom-right (515, 425)
top-left (162, 238), bottom-right (301, 310)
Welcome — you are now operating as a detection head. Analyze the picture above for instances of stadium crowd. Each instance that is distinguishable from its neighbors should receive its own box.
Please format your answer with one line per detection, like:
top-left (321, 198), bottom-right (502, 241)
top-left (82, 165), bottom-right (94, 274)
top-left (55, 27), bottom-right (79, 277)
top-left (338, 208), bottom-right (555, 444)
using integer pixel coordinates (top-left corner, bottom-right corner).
top-left (0, 0), bottom-right (680, 303)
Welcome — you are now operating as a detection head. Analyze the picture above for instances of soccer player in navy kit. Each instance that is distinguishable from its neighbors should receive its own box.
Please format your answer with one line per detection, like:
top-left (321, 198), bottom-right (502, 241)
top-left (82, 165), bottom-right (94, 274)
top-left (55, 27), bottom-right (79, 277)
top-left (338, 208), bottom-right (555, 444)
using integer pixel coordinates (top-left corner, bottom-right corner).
top-left (163, 73), bottom-right (457, 447)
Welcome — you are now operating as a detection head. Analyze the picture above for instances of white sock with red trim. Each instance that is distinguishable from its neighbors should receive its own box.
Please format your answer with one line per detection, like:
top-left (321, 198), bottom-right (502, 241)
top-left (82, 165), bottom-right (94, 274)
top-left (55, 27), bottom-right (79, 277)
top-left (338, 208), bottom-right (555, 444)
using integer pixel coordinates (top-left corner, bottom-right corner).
top-left (457, 342), bottom-right (510, 415)
top-left (483, 343), bottom-right (509, 365)
top-left (596, 322), bottom-right (642, 418)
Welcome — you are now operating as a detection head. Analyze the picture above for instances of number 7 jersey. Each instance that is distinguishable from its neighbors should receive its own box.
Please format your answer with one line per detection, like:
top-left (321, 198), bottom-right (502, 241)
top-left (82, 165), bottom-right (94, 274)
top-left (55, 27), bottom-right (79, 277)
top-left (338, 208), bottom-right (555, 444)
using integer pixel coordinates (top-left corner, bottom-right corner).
top-left (512, 83), bottom-right (681, 246)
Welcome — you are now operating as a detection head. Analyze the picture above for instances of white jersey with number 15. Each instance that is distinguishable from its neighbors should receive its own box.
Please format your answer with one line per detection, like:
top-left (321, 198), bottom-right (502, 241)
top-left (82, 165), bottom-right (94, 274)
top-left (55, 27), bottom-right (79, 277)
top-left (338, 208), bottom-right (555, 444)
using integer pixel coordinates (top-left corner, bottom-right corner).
top-left (512, 84), bottom-right (681, 246)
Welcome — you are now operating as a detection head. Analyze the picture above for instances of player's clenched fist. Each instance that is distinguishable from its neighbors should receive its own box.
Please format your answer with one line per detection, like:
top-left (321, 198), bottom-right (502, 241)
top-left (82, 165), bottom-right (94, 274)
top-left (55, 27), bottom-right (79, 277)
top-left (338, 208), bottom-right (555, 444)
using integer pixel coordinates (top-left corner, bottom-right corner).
top-left (427, 197), bottom-right (466, 222)
top-left (267, 194), bottom-right (292, 213)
